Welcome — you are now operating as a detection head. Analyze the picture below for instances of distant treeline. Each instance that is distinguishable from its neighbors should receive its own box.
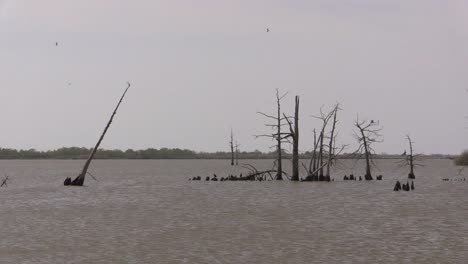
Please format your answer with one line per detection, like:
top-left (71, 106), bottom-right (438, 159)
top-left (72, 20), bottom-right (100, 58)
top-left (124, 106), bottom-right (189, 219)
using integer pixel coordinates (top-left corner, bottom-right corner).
top-left (0, 147), bottom-right (455, 160)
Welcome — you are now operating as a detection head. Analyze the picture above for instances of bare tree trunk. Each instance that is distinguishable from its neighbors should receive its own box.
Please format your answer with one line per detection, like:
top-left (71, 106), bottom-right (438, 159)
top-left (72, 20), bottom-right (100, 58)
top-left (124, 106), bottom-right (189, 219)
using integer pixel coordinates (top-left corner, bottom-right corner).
top-left (407, 135), bottom-right (415, 179)
top-left (276, 94), bottom-right (283, 180)
top-left (308, 129), bottom-right (317, 175)
top-left (256, 89), bottom-right (288, 180)
top-left (318, 131), bottom-right (325, 181)
top-left (313, 133), bottom-right (321, 180)
top-left (66, 82), bottom-right (130, 186)
top-left (230, 129), bottom-right (234, 166)
top-left (291, 96), bottom-right (300, 181)
top-left (354, 119), bottom-right (382, 181)
top-left (326, 106), bottom-right (338, 180)
top-left (358, 127), bottom-right (372, 180)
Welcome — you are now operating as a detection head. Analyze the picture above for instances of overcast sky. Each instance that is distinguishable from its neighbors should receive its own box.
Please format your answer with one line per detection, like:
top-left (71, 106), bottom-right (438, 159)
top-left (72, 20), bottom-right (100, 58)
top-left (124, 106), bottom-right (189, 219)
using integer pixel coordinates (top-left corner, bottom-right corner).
top-left (0, 0), bottom-right (467, 154)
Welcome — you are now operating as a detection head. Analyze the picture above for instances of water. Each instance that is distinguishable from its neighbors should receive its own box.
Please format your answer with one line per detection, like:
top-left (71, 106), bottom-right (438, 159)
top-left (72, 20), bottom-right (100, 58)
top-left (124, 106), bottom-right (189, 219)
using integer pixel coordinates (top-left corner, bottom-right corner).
top-left (0, 159), bottom-right (466, 263)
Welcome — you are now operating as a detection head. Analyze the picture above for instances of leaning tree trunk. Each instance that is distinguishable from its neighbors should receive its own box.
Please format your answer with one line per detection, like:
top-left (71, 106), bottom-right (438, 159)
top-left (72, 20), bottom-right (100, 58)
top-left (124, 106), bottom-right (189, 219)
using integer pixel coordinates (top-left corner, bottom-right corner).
top-left (308, 130), bottom-right (317, 175)
top-left (291, 96), bottom-right (300, 181)
top-left (65, 83), bottom-right (130, 186)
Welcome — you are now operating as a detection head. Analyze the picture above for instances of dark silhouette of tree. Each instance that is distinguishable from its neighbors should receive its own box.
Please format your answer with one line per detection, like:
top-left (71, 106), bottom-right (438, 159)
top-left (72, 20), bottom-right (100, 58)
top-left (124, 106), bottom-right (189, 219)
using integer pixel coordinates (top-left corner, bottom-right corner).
top-left (353, 118), bottom-right (383, 180)
top-left (229, 129), bottom-right (235, 166)
top-left (256, 89), bottom-right (290, 180)
top-left (65, 82), bottom-right (130, 186)
top-left (284, 96), bottom-right (300, 181)
top-left (398, 135), bottom-right (423, 179)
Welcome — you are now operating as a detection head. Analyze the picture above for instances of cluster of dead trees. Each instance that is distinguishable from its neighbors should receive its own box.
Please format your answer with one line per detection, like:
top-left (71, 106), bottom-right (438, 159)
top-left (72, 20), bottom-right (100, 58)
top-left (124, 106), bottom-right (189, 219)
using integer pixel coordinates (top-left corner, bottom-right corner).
top-left (256, 89), bottom-right (379, 182)
top-left (303, 104), bottom-right (343, 182)
top-left (253, 89), bottom-right (420, 182)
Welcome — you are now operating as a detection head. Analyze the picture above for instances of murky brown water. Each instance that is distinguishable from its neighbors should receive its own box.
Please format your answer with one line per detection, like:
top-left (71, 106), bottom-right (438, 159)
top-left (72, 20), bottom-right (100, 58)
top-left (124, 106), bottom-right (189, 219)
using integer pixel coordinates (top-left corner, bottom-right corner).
top-left (0, 159), bottom-right (466, 263)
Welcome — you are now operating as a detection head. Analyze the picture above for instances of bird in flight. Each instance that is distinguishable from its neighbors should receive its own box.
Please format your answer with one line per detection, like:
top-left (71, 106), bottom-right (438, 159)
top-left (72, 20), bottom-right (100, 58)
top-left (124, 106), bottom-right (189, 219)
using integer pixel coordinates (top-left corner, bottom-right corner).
top-left (266, 28), bottom-right (270, 33)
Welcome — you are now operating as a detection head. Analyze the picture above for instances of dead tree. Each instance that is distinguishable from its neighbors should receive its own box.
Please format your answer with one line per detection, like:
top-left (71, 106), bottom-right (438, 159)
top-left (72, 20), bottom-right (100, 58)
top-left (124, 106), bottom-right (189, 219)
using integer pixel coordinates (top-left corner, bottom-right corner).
top-left (229, 129), bottom-right (235, 166)
top-left (308, 129), bottom-right (318, 178)
top-left (325, 104), bottom-right (340, 180)
top-left (398, 135), bottom-right (422, 179)
top-left (353, 118), bottom-right (383, 180)
top-left (256, 89), bottom-right (290, 180)
top-left (406, 135), bottom-right (415, 179)
top-left (312, 107), bottom-right (334, 181)
top-left (64, 82), bottom-right (131, 186)
top-left (284, 96), bottom-right (300, 181)
top-left (303, 104), bottom-right (345, 182)
top-left (235, 141), bottom-right (240, 165)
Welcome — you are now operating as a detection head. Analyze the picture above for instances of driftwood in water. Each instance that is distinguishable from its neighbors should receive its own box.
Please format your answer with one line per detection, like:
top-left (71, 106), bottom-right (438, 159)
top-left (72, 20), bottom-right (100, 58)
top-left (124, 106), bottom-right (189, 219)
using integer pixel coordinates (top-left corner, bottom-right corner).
top-left (1, 175), bottom-right (9, 187)
top-left (64, 82), bottom-right (131, 186)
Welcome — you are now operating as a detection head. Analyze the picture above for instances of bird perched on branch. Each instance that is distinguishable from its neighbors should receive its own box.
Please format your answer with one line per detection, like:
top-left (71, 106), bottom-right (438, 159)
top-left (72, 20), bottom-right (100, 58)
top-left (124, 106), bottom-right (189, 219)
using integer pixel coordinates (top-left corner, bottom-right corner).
top-left (401, 150), bottom-right (407, 156)
top-left (266, 28), bottom-right (270, 33)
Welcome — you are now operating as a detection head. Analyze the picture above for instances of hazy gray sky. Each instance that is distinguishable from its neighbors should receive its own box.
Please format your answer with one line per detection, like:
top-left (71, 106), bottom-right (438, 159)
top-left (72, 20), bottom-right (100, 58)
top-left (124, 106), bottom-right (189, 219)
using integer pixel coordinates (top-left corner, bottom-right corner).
top-left (1, 0), bottom-right (467, 154)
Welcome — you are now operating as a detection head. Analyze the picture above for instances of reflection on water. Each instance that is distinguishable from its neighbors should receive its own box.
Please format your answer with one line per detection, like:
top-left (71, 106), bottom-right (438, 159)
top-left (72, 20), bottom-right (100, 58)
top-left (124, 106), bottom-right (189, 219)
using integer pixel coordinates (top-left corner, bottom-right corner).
top-left (0, 159), bottom-right (466, 263)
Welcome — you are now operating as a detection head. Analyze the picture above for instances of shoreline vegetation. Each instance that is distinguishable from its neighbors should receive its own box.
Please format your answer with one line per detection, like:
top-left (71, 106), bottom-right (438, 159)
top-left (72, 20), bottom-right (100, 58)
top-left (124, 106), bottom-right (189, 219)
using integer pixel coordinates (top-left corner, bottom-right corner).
top-left (455, 150), bottom-right (468, 166)
top-left (0, 147), bottom-right (455, 160)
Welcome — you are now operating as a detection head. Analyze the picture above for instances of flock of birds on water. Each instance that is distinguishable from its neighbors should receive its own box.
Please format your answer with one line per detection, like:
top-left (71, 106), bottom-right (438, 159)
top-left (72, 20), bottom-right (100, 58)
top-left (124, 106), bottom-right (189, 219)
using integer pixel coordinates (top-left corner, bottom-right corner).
top-left (187, 171), bottom-right (467, 193)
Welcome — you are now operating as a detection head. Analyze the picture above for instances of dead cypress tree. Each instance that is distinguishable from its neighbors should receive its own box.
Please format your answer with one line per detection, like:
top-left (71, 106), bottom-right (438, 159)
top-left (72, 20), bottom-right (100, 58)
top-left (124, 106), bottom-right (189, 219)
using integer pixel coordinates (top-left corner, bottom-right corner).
top-left (229, 129), bottom-right (235, 166)
top-left (256, 89), bottom-right (289, 180)
top-left (235, 141), bottom-right (240, 165)
top-left (398, 135), bottom-right (422, 179)
top-left (314, 108), bottom-right (333, 181)
top-left (354, 118), bottom-right (383, 181)
top-left (406, 135), bottom-right (415, 179)
top-left (292, 96), bottom-right (299, 181)
top-left (284, 96), bottom-right (300, 181)
top-left (64, 82), bottom-right (131, 186)
top-left (308, 129), bottom-right (318, 178)
top-left (325, 104), bottom-right (340, 181)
